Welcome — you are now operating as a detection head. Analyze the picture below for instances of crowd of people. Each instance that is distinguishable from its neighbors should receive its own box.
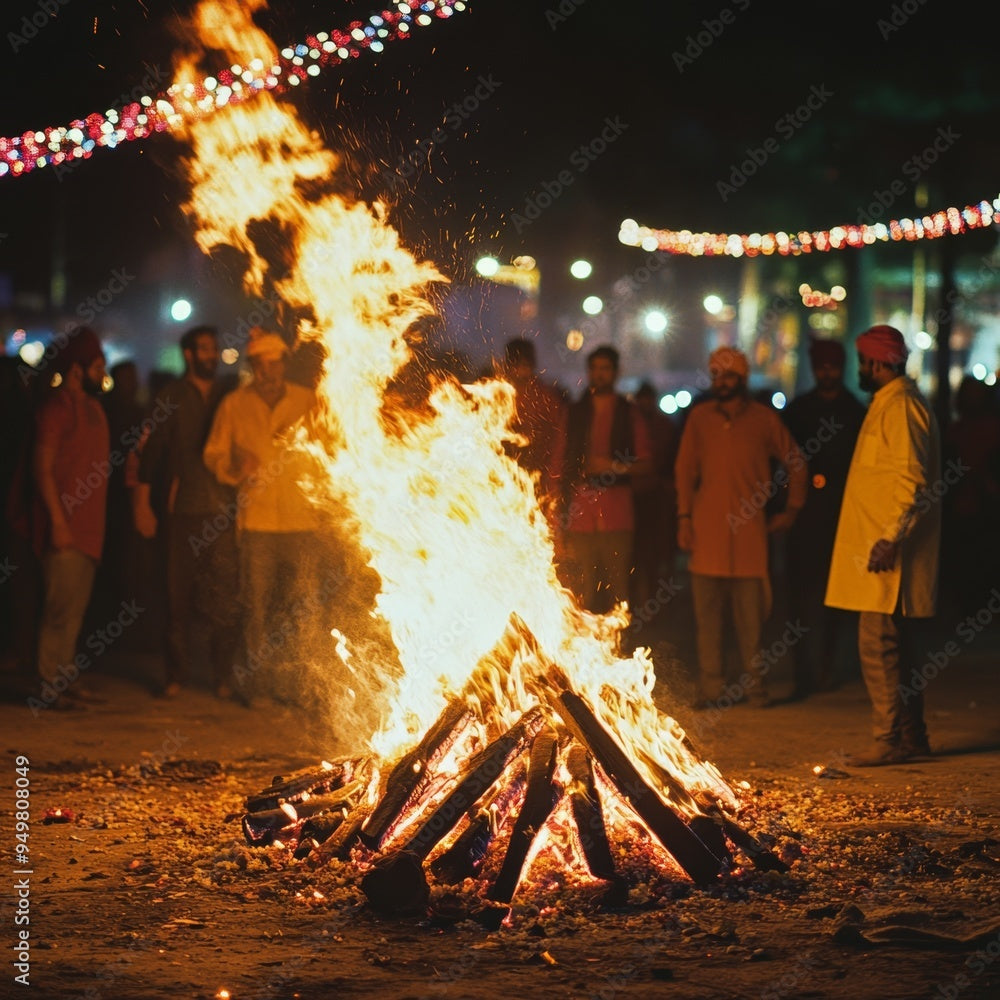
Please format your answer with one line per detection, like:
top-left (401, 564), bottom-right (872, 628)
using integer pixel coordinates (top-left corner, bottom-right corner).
top-left (498, 327), bottom-right (998, 765)
top-left (1, 320), bottom-right (998, 766)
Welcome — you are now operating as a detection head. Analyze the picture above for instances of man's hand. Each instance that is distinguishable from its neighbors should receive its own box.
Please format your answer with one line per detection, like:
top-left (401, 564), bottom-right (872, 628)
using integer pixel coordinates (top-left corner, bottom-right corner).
top-left (133, 498), bottom-right (158, 540)
top-left (677, 518), bottom-right (694, 552)
top-left (867, 538), bottom-right (899, 572)
top-left (49, 520), bottom-right (73, 551)
top-left (232, 446), bottom-right (260, 482)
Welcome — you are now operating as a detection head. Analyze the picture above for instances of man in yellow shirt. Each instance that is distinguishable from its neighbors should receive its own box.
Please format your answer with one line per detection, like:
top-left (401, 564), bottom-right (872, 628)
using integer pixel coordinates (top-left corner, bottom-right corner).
top-left (203, 328), bottom-right (320, 706)
top-left (825, 325), bottom-right (941, 766)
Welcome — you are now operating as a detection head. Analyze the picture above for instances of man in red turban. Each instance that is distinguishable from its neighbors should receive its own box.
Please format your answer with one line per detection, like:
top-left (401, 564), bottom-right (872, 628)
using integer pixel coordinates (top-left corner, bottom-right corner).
top-left (854, 324), bottom-right (910, 367)
top-left (825, 325), bottom-right (941, 765)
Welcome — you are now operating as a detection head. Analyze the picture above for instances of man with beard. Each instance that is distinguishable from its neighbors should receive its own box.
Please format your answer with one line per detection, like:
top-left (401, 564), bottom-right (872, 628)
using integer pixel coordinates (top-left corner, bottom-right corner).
top-left (675, 347), bottom-right (807, 708)
top-left (32, 326), bottom-right (110, 709)
top-left (550, 345), bottom-right (652, 615)
top-left (783, 339), bottom-right (866, 698)
top-left (203, 327), bottom-right (320, 707)
top-left (134, 325), bottom-right (240, 698)
top-left (500, 337), bottom-right (566, 514)
top-left (826, 325), bottom-right (941, 766)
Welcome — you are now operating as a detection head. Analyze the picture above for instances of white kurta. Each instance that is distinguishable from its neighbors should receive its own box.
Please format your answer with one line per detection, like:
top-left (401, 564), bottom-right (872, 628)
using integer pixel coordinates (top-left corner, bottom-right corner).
top-left (825, 376), bottom-right (941, 616)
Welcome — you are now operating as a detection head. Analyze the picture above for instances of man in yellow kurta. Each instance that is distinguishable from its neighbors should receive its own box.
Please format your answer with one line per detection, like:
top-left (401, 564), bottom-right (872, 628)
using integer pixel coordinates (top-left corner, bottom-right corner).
top-left (203, 328), bottom-right (320, 706)
top-left (825, 325), bottom-right (941, 766)
top-left (675, 347), bottom-right (807, 708)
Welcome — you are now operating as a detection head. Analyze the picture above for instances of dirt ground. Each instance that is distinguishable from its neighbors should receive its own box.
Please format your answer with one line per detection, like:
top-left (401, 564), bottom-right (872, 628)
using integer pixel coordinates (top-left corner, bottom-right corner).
top-left (4, 585), bottom-right (1000, 1000)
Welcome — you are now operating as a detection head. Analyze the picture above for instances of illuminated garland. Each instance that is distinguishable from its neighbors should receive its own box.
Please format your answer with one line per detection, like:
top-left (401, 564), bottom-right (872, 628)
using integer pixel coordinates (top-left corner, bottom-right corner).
top-left (618, 197), bottom-right (1000, 257)
top-left (0, 0), bottom-right (466, 179)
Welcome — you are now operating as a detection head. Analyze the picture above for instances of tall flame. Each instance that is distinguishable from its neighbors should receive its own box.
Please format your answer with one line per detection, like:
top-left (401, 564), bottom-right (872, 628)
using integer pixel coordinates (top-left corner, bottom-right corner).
top-left (174, 1), bottom-right (735, 816)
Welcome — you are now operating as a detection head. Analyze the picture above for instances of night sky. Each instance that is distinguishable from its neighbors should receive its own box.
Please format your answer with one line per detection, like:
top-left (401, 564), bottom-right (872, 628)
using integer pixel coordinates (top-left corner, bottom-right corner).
top-left (0, 0), bottom-right (997, 374)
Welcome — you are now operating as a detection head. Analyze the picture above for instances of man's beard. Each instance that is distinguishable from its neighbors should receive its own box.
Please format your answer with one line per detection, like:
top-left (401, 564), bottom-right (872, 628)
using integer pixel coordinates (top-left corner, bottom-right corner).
top-left (83, 374), bottom-right (104, 397)
top-left (192, 357), bottom-right (217, 380)
top-left (858, 371), bottom-right (875, 393)
top-left (712, 384), bottom-right (738, 401)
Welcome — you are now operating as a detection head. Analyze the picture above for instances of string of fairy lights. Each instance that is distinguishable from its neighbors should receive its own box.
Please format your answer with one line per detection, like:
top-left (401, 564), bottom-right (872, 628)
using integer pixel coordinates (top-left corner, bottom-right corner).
top-left (0, 0), bottom-right (466, 180)
top-left (618, 197), bottom-right (1000, 257)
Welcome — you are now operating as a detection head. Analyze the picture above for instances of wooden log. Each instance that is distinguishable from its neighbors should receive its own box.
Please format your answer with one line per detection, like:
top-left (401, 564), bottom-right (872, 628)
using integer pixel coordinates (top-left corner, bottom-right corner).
top-left (361, 698), bottom-right (474, 849)
top-left (293, 814), bottom-right (345, 860)
top-left (361, 707), bottom-right (544, 916)
top-left (551, 690), bottom-right (725, 885)
top-left (242, 783), bottom-right (363, 846)
top-left (487, 727), bottom-right (560, 905)
top-left (404, 706), bottom-right (544, 861)
top-left (636, 751), bottom-right (782, 872)
top-left (429, 762), bottom-right (527, 885)
top-left (710, 809), bottom-right (788, 873)
top-left (319, 805), bottom-right (371, 862)
top-left (244, 757), bottom-right (363, 813)
top-left (566, 744), bottom-right (618, 882)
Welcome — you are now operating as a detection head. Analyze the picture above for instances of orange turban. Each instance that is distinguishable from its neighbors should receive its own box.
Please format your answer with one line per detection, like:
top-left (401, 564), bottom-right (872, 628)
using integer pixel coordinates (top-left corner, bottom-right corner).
top-left (708, 346), bottom-right (749, 378)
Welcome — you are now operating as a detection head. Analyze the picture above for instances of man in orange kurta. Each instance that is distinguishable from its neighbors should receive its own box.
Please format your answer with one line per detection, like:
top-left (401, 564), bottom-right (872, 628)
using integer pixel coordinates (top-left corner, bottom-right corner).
top-left (675, 347), bottom-right (807, 707)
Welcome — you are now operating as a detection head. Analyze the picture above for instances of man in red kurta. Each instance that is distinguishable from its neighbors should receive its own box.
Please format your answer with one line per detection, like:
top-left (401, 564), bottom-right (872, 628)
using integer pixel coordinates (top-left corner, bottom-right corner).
top-left (550, 345), bottom-right (652, 615)
top-left (675, 347), bottom-right (807, 707)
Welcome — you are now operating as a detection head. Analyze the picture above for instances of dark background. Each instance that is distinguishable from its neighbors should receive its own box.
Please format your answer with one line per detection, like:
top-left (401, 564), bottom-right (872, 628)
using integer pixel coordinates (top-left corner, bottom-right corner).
top-left (0, 0), bottom-right (997, 380)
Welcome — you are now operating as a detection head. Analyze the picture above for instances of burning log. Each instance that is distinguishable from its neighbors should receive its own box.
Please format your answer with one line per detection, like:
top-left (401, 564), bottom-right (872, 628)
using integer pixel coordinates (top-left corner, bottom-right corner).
top-left (487, 727), bottom-right (560, 906)
top-left (566, 744), bottom-right (619, 885)
top-left (361, 707), bottom-right (545, 915)
top-left (552, 690), bottom-right (726, 885)
top-left (318, 805), bottom-right (371, 862)
top-left (361, 697), bottom-right (474, 850)
top-left (244, 758), bottom-right (362, 814)
top-left (709, 808), bottom-right (788, 873)
top-left (430, 762), bottom-right (527, 885)
top-left (293, 813), bottom-right (346, 860)
top-left (242, 781), bottom-right (366, 846)
top-left (634, 746), bottom-right (784, 873)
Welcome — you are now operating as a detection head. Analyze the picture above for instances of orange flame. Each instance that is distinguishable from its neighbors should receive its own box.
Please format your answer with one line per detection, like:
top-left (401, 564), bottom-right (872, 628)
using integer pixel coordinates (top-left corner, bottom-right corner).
top-left (174, 1), bottom-right (736, 822)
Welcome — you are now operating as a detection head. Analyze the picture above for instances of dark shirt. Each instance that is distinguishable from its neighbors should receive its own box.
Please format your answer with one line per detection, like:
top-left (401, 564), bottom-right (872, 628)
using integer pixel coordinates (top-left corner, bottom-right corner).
top-left (137, 377), bottom-right (236, 518)
top-left (783, 385), bottom-right (866, 551)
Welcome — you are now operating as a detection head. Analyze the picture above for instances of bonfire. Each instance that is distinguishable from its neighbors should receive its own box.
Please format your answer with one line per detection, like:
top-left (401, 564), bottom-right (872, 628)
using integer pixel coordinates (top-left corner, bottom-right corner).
top-left (172, 0), bottom-right (782, 924)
